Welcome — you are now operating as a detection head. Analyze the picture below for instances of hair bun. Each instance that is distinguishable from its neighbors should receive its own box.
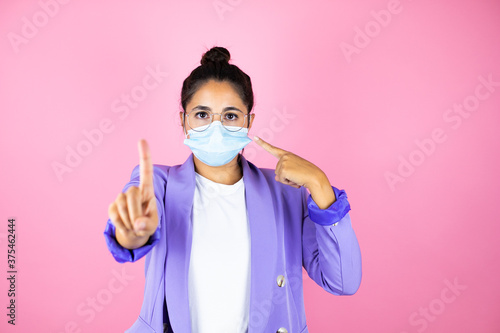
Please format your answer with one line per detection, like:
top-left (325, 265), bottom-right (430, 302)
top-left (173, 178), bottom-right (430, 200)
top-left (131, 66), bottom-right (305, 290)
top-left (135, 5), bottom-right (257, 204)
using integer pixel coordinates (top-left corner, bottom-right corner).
top-left (201, 46), bottom-right (231, 66)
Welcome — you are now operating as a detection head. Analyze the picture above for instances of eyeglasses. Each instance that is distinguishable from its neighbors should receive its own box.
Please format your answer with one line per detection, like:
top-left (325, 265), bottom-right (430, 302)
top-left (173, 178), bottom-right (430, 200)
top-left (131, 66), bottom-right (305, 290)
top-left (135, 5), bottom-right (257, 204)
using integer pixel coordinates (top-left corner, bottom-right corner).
top-left (184, 109), bottom-right (251, 132)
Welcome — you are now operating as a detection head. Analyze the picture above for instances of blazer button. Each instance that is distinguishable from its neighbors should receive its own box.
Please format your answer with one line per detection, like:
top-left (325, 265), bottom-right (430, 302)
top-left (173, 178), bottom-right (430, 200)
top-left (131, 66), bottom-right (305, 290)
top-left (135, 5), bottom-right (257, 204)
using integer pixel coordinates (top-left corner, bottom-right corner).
top-left (277, 328), bottom-right (288, 333)
top-left (277, 275), bottom-right (285, 287)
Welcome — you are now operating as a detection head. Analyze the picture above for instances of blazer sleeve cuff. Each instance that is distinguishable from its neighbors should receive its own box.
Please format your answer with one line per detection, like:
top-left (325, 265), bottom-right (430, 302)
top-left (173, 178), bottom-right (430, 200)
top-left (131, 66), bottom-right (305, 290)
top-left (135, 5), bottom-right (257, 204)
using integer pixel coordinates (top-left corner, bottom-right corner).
top-left (103, 219), bottom-right (161, 263)
top-left (307, 186), bottom-right (351, 226)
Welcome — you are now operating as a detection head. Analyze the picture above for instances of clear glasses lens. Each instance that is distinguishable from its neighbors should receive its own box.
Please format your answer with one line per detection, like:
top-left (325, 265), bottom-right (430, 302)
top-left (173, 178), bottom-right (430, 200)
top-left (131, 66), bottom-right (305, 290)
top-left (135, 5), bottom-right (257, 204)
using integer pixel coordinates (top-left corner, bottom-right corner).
top-left (187, 110), bottom-right (248, 132)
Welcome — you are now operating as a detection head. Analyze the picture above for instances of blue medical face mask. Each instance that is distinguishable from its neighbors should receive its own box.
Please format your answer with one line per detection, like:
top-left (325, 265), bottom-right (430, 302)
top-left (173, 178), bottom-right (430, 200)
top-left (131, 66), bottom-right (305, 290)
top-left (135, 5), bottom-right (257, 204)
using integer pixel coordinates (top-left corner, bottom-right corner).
top-left (183, 121), bottom-right (252, 167)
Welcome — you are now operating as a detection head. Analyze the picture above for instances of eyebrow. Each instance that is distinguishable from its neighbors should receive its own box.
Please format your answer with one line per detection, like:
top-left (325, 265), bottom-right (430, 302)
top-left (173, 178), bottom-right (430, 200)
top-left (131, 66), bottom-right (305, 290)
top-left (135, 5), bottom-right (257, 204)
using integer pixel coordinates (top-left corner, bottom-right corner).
top-left (191, 105), bottom-right (245, 113)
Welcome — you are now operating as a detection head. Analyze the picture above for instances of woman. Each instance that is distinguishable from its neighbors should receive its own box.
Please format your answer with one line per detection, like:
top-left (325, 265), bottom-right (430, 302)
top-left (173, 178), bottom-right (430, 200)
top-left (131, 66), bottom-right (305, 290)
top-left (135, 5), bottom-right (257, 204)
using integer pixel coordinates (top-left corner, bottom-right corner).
top-left (104, 46), bottom-right (362, 333)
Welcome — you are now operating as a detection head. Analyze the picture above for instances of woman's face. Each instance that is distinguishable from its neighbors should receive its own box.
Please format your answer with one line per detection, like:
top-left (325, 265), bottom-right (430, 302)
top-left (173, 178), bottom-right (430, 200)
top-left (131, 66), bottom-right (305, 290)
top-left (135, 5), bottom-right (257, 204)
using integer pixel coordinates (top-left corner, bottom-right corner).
top-left (180, 79), bottom-right (254, 138)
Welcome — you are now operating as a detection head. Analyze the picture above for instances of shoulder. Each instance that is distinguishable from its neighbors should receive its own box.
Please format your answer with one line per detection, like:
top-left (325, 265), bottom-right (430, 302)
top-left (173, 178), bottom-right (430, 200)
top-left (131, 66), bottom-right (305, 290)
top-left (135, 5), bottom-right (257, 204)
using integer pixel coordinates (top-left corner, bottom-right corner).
top-left (129, 163), bottom-right (172, 184)
top-left (257, 166), bottom-right (275, 181)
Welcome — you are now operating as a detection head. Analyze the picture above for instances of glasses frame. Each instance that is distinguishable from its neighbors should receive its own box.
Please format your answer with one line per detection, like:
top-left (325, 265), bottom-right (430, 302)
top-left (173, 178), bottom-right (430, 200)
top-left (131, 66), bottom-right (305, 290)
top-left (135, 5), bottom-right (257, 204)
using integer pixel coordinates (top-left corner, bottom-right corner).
top-left (184, 109), bottom-right (252, 132)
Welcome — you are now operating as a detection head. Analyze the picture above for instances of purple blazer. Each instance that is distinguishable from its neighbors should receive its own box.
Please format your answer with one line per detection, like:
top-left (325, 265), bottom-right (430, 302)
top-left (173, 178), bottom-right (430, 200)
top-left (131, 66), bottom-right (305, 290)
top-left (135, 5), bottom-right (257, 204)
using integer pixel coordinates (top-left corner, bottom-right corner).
top-left (103, 153), bottom-right (362, 333)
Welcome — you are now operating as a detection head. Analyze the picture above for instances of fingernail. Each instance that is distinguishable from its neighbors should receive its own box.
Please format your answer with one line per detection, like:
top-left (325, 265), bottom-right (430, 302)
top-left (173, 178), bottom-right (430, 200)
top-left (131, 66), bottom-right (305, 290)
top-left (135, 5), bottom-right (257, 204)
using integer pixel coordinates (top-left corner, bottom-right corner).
top-left (136, 221), bottom-right (146, 230)
top-left (253, 136), bottom-right (260, 141)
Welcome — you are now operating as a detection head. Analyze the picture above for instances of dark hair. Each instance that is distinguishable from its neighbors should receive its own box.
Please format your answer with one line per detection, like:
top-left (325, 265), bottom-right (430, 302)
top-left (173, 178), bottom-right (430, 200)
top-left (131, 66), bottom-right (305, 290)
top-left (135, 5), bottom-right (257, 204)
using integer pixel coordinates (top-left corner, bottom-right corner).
top-left (181, 46), bottom-right (254, 118)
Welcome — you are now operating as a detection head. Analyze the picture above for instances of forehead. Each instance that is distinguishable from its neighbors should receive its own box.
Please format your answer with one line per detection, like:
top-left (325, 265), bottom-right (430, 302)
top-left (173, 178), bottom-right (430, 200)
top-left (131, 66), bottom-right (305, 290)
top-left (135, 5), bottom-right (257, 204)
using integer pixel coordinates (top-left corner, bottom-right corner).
top-left (188, 80), bottom-right (244, 107)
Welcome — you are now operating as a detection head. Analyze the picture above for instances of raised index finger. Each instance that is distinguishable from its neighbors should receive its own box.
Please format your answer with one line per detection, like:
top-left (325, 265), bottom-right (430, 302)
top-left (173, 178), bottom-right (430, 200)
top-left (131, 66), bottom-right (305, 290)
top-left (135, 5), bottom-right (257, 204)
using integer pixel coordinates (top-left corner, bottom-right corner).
top-left (253, 136), bottom-right (287, 158)
top-left (138, 139), bottom-right (154, 197)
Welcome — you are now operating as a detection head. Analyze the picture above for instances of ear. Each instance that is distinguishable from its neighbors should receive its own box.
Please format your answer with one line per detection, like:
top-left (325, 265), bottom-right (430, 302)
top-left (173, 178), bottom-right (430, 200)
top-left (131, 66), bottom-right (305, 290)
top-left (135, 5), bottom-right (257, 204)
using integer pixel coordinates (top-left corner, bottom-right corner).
top-left (179, 111), bottom-right (188, 138)
top-left (179, 111), bottom-right (184, 125)
top-left (248, 113), bottom-right (255, 131)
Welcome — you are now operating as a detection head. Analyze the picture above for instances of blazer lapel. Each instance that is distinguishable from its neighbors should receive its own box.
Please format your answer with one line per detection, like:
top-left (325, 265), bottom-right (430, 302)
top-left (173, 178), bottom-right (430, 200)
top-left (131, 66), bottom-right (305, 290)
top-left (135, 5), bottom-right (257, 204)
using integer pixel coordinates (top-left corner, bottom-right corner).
top-left (241, 155), bottom-right (278, 332)
top-left (165, 154), bottom-right (196, 332)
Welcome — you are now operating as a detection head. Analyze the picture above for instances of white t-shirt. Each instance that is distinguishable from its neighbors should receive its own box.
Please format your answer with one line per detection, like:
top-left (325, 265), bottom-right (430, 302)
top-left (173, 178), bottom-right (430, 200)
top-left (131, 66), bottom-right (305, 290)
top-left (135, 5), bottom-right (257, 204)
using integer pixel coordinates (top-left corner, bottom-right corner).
top-left (188, 171), bottom-right (251, 333)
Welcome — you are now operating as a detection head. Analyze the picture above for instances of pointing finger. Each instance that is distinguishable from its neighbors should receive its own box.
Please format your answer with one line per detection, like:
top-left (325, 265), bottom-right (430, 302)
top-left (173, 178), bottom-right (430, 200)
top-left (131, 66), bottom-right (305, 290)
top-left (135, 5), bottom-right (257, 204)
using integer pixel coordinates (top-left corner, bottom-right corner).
top-left (253, 136), bottom-right (287, 159)
top-left (138, 139), bottom-right (154, 199)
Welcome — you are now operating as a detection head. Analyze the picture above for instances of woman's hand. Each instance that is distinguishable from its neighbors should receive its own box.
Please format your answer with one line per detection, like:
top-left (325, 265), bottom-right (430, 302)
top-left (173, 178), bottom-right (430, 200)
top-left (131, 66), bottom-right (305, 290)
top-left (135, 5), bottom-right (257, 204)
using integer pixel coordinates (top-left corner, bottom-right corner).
top-left (108, 139), bottom-right (159, 249)
top-left (253, 136), bottom-right (336, 209)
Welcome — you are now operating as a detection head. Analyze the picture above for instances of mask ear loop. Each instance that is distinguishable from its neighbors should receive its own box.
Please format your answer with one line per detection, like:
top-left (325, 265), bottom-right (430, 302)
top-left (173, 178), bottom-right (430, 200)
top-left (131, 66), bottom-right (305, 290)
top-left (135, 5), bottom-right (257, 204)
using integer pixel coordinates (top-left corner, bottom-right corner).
top-left (241, 112), bottom-right (252, 158)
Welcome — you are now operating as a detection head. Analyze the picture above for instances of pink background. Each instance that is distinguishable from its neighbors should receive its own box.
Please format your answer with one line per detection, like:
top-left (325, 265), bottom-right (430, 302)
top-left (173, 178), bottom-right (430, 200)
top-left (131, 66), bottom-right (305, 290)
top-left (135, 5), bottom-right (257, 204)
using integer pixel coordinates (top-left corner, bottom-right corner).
top-left (1, 0), bottom-right (499, 332)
